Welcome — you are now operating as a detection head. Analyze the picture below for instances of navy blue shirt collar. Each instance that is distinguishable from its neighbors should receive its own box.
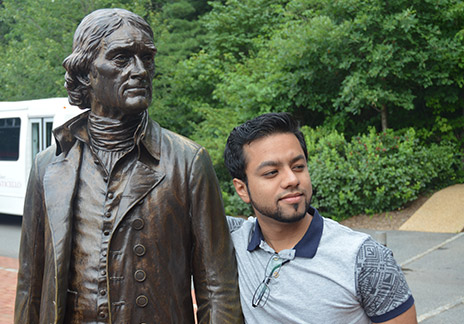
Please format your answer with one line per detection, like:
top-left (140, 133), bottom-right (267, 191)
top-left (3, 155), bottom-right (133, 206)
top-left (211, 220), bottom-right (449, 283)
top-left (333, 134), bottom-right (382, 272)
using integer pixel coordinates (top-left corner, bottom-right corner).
top-left (247, 206), bottom-right (324, 258)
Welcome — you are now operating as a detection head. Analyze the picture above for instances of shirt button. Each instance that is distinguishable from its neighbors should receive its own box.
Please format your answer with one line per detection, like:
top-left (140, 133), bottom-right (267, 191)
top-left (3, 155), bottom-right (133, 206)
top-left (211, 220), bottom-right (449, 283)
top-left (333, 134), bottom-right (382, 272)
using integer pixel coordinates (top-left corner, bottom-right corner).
top-left (99, 312), bottom-right (107, 319)
top-left (102, 251), bottom-right (107, 257)
top-left (104, 212), bottom-right (111, 218)
top-left (101, 270), bottom-right (107, 276)
top-left (100, 290), bottom-right (107, 296)
top-left (134, 270), bottom-right (146, 282)
top-left (103, 176), bottom-right (108, 182)
top-left (107, 192), bottom-right (114, 199)
top-left (133, 244), bottom-right (146, 256)
top-left (136, 295), bottom-right (148, 307)
top-left (104, 230), bottom-right (110, 236)
top-left (132, 218), bottom-right (144, 230)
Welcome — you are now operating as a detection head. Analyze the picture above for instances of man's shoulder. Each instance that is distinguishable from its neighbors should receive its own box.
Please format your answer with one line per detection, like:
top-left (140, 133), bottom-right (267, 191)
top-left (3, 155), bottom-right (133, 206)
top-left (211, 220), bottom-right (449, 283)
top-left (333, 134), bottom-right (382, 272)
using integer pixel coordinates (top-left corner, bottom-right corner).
top-left (318, 216), bottom-right (371, 260)
top-left (322, 216), bottom-right (370, 242)
top-left (226, 216), bottom-right (255, 233)
top-left (226, 216), bottom-right (256, 252)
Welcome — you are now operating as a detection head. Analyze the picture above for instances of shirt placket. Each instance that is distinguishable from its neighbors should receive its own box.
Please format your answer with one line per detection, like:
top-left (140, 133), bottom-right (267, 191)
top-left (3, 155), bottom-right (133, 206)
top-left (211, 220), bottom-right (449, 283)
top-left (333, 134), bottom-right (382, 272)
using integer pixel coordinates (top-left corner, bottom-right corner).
top-left (96, 159), bottom-right (119, 322)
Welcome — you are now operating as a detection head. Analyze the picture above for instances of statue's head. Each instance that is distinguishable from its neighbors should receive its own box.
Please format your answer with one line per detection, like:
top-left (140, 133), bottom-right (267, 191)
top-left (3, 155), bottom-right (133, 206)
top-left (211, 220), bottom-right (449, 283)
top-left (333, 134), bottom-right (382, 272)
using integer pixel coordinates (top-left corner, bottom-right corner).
top-left (63, 8), bottom-right (156, 118)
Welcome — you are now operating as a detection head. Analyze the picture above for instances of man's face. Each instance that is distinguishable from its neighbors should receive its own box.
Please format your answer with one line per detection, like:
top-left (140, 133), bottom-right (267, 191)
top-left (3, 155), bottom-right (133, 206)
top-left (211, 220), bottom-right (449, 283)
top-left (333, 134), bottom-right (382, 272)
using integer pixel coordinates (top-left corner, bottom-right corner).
top-left (88, 25), bottom-right (156, 119)
top-left (233, 133), bottom-right (312, 223)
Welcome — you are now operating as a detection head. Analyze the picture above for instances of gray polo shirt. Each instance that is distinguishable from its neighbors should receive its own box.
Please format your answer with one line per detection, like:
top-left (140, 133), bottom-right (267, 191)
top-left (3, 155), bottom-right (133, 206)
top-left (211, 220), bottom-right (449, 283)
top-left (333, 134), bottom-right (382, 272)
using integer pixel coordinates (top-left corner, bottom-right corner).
top-left (227, 207), bottom-right (414, 323)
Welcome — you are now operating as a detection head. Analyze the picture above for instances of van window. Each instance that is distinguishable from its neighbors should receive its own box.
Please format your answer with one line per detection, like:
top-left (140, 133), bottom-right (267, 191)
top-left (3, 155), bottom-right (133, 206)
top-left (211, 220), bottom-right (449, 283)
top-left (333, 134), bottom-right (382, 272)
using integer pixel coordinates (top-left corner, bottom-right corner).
top-left (0, 117), bottom-right (21, 161)
top-left (30, 118), bottom-right (53, 162)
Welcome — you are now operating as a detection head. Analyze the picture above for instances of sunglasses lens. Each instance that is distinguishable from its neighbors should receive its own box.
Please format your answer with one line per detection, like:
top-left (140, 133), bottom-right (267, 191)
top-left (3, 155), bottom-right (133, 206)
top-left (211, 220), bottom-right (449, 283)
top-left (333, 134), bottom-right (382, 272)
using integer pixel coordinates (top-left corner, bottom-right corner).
top-left (252, 255), bottom-right (287, 308)
top-left (252, 281), bottom-right (270, 307)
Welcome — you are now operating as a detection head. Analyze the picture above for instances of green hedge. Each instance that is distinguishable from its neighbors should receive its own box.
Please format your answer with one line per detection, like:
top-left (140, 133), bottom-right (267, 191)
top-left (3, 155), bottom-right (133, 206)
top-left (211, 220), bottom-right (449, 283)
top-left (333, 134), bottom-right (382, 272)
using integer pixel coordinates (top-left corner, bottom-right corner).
top-left (221, 126), bottom-right (463, 219)
top-left (304, 127), bottom-right (463, 221)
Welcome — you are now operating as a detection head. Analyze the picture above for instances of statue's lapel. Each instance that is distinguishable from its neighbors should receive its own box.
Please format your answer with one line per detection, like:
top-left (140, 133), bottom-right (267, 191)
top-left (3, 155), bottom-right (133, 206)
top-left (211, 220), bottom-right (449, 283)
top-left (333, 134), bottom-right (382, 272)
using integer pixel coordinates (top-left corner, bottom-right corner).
top-left (114, 160), bottom-right (165, 224)
top-left (43, 141), bottom-right (82, 301)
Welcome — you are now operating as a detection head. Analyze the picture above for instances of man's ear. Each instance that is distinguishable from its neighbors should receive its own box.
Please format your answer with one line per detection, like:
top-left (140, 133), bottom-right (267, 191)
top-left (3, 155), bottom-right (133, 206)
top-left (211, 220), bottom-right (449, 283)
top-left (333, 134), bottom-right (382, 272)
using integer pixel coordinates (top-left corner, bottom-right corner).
top-left (233, 178), bottom-right (250, 204)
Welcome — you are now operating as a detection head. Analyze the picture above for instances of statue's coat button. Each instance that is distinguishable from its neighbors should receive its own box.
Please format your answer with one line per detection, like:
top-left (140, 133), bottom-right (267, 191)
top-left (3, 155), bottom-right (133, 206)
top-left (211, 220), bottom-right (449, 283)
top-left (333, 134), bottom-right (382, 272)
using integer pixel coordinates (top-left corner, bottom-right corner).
top-left (133, 244), bottom-right (146, 256)
top-left (134, 269), bottom-right (146, 282)
top-left (136, 295), bottom-right (148, 307)
top-left (132, 218), bottom-right (144, 230)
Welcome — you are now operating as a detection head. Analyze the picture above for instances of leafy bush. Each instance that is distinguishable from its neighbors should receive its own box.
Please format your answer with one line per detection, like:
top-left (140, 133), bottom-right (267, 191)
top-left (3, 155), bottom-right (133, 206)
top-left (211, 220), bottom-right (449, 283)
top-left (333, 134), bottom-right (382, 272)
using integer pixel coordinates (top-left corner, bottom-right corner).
top-left (303, 126), bottom-right (463, 221)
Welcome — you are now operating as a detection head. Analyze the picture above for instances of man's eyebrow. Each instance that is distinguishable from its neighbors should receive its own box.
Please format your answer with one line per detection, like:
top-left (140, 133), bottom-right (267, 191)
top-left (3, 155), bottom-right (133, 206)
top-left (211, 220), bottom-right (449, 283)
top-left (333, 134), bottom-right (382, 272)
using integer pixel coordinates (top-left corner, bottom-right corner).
top-left (105, 41), bottom-right (157, 54)
top-left (291, 154), bottom-right (306, 164)
top-left (256, 160), bottom-right (280, 171)
top-left (256, 154), bottom-right (306, 171)
top-left (143, 43), bottom-right (157, 52)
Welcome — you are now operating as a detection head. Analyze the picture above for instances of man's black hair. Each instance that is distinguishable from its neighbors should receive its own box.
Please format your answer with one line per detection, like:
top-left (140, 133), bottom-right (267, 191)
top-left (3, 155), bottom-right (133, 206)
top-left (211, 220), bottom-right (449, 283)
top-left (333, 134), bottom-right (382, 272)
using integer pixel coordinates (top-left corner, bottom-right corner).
top-left (224, 112), bottom-right (308, 181)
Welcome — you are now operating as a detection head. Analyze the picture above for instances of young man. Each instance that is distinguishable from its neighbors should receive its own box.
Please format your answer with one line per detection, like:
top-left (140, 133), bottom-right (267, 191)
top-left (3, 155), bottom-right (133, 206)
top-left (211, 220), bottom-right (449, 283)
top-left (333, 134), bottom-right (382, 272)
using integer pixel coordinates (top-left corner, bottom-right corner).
top-left (224, 112), bottom-right (417, 323)
top-left (15, 8), bottom-right (242, 324)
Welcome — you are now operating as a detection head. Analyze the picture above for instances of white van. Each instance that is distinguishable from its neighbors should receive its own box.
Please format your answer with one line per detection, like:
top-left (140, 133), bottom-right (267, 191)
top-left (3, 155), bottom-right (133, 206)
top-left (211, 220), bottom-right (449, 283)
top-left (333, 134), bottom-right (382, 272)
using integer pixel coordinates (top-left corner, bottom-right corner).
top-left (0, 98), bottom-right (85, 216)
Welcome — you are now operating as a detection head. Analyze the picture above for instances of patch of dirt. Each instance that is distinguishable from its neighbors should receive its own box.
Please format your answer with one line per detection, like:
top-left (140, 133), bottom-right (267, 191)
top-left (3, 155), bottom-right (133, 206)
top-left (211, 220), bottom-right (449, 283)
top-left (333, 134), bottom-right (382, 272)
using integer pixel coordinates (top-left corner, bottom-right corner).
top-left (340, 195), bottom-right (430, 230)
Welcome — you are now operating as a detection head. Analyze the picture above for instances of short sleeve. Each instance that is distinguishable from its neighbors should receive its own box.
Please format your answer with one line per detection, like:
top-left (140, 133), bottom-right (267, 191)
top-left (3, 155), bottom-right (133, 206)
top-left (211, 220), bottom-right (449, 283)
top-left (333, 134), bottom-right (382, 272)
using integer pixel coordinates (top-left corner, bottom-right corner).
top-left (355, 237), bottom-right (414, 322)
top-left (227, 216), bottom-right (245, 233)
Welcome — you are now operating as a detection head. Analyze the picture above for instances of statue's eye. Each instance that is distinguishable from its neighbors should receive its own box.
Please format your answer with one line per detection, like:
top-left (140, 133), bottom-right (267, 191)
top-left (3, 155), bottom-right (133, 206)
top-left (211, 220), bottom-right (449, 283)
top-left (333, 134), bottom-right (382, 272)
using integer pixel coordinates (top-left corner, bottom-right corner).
top-left (142, 54), bottom-right (152, 63)
top-left (142, 54), bottom-right (154, 68)
top-left (112, 53), bottom-right (130, 66)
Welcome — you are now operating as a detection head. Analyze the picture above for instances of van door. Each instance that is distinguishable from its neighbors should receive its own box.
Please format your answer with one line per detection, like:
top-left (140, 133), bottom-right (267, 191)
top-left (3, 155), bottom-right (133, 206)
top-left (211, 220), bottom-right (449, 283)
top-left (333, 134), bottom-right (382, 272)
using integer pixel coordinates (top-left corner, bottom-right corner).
top-left (30, 117), bottom-right (53, 163)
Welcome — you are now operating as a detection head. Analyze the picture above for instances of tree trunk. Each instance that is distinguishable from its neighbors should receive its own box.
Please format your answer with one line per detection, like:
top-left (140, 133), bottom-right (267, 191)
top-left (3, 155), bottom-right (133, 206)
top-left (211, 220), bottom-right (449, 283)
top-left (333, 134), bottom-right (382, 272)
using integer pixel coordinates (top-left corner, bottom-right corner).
top-left (381, 104), bottom-right (388, 131)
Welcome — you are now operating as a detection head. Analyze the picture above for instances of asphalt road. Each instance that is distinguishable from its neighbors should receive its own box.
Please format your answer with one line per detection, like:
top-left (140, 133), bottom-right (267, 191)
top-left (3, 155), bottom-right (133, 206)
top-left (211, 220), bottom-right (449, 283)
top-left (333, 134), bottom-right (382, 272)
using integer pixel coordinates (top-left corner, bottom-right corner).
top-left (1, 214), bottom-right (463, 323)
top-left (0, 214), bottom-right (21, 259)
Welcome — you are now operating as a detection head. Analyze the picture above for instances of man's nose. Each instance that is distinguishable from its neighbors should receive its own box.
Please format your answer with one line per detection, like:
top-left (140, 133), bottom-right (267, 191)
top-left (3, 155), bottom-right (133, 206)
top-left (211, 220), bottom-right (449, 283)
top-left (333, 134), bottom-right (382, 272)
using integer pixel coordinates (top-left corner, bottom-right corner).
top-left (130, 56), bottom-right (148, 78)
top-left (281, 168), bottom-right (299, 188)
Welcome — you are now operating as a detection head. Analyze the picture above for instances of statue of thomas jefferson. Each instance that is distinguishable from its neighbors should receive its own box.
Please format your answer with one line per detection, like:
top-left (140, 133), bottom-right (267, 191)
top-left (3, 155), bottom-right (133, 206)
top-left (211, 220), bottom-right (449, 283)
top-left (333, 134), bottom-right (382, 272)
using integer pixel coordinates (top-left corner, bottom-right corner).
top-left (14, 8), bottom-right (242, 324)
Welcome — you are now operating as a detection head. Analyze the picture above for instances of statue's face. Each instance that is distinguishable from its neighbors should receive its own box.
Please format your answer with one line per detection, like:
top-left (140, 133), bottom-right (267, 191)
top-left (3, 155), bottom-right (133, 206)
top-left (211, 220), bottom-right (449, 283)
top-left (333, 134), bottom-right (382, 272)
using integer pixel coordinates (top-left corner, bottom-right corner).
top-left (88, 24), bottom-right (156, 119)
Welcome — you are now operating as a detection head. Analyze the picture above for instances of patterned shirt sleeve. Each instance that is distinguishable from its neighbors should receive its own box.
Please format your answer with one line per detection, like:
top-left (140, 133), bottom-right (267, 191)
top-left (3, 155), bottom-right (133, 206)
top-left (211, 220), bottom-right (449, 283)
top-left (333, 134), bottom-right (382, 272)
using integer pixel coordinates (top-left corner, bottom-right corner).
top-left (355, 237), bottom-right (414, 322)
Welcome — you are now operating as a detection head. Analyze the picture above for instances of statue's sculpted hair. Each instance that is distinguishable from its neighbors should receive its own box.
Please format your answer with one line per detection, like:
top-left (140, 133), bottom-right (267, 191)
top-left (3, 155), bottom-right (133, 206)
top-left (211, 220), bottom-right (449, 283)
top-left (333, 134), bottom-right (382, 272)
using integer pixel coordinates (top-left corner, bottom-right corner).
top-left (62, 8), bottom-right (155, 109)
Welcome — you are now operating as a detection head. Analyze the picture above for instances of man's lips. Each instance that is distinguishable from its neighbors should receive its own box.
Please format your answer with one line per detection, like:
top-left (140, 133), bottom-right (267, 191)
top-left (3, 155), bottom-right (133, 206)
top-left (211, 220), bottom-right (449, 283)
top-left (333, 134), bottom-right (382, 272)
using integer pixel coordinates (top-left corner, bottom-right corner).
top-left (279, 192), bottom-right (303, 204)
top-left (125, 87), bottom-right (148, 95)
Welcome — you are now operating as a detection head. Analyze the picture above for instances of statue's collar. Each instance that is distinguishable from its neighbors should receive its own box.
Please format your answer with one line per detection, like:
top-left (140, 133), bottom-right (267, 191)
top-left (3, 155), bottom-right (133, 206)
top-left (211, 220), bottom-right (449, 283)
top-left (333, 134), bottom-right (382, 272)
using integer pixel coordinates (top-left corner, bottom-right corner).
top-left (53, 110), bottom-right (161, 161)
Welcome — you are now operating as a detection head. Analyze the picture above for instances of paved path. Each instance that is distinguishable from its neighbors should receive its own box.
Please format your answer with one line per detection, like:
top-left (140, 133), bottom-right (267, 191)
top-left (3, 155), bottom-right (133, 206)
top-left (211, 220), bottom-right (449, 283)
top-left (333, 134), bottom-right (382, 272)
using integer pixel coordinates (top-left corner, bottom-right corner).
top-left (400, 184), bottom-right (464, 233)
top-left (0, 256), bottom-right (18, 324)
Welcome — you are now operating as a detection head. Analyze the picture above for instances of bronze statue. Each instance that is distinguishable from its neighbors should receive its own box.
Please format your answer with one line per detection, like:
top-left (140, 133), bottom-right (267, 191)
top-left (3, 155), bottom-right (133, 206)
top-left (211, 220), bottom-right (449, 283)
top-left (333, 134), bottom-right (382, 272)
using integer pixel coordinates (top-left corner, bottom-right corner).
top-left (14, 8), bottom-right (242, 324)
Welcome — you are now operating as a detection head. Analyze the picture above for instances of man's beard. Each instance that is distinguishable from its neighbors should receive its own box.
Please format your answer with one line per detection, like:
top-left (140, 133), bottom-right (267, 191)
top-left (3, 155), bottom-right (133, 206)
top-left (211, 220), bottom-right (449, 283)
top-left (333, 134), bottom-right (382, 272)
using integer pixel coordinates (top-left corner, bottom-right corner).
top-left (248, 187), bottom-right (311, 224)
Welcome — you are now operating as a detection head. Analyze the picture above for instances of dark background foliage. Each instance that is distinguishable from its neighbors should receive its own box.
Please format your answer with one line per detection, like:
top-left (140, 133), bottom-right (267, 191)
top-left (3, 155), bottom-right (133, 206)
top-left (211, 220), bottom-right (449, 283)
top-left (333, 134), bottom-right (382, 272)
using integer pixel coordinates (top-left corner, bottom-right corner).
top-left (1, 0), bottom-right (462, 218)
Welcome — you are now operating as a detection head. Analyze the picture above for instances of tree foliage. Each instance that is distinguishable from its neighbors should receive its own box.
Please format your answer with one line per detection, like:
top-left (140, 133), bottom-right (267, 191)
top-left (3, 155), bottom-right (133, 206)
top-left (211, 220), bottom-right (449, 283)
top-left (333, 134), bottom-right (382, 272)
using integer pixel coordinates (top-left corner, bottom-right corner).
top-left (161, 0), bottom-right (464, 214)
top-left (0, 0), bottom-right (209, 102)
top-left (175, 0), bottom-right (464, 137)
top-left (0, 0), bottom-right (462, 216)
